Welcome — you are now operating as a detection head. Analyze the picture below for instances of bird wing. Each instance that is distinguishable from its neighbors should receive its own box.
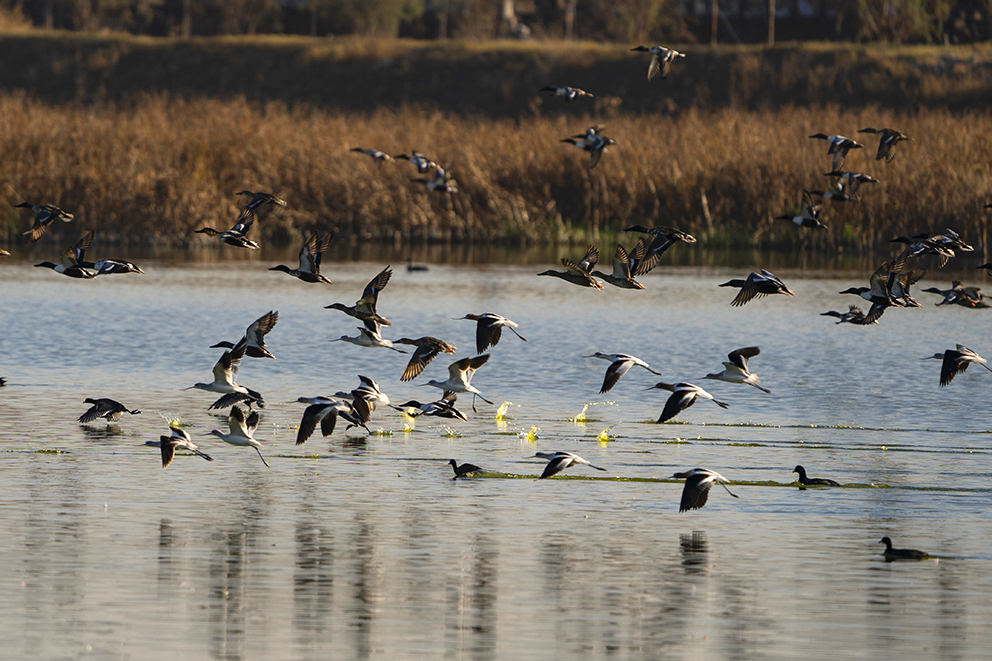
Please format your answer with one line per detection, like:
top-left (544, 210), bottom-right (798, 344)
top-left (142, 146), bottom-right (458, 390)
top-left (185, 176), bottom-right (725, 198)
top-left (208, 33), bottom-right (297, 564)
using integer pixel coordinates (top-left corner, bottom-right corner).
top-left (540, 455), bottom-right (573, 479)
top-left (160, 438), bottom-right (177, 468)
top-left (576, 245), bottom-right (600, 272)
top-left (660, 55), bottom-right (673, 80)
top-left (600, 359), bottom-right (633, 393)
top-left (229, 405), bottom-right (248, 435)
top-left (359, 266), bottom-right (392, 308)
top-left (298, 233), bottom-right (319, 273)
top-left (476, 319), bottom-right (503, 355)
top-left (612, 244), bottom-right (632, 279)
top-left (647, 53), bottom-right (661, 81)
top-left (728, 346), bottom-right (760, 371)
top-left (245, 410), bottom-right (260, 434)
top-left (297, 404), bottom-right (331, 445)
top-left (659, 390), bottom-right (695, 423)
top-left (246, 310), bottom-right (278, 346)
top-left (402, 342), bottom-right (443, 382)
top-left (679, 473), bottom-right (713, 512)
top-left (730, 274), bottom-right (762, 307)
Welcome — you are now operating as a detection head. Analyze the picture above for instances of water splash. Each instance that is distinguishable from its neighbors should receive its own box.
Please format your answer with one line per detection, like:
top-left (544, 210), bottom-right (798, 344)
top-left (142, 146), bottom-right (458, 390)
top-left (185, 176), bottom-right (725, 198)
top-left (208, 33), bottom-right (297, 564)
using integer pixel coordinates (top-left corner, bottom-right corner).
top-left (372, 428), bottom-right (393, 437)
top-left (596, 425), bottom-right (617, 446)
top-left (520, 426), bottom-right (540, 443)
top-left (441, 426), bottom-right (463, 438)
top-left (495, 401), bottom-right (516, 421)
top-left (403, 423), bottom-right (415, 434)
top-left (567, 401), bottom-right (616, 424)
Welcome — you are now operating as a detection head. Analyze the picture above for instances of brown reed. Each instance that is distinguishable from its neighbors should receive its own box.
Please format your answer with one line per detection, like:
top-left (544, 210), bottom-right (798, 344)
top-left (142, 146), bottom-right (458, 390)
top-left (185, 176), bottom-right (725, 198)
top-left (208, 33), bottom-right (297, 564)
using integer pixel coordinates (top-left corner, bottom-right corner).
top-left (1, 92), bottom-right (990, 251)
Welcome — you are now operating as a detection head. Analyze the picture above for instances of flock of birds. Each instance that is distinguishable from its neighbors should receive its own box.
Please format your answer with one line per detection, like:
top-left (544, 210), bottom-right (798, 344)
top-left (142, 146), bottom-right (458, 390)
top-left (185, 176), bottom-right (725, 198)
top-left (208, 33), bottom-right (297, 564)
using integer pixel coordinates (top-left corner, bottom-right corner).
top-left (6, 43), bottom-right (992, 559)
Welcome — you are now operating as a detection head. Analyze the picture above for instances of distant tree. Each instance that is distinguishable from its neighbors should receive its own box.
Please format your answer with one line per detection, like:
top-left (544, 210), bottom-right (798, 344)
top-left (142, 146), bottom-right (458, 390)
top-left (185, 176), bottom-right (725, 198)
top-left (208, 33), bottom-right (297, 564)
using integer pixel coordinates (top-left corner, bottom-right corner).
top-left (848, 0), bottom-right (954, 41)
top-left (219, 0), bottom-right (277, 34)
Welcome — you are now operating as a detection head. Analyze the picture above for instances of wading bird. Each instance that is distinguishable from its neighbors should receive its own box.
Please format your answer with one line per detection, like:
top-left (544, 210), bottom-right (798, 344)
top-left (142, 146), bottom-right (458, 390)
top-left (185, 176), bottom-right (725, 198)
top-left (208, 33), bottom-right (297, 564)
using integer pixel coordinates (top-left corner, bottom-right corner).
top-left (295, 396), bottom-right (370, 445)
top-left (536, 451), bottom-right (608, 479)
top-left (424, 354), bottom-right (493, 411)
top-left (158, 427), bottom-right (213, 468)
top-left (393, 392), bottom-right (467, 422)
top-left (672, 468), bottom-right (739, 512)
top-left (455, 312), bottom-right (526, 355)
top-left (333, 318), bottom-right (407, 353)
top-left (923, 344), bottom-right (992, 386)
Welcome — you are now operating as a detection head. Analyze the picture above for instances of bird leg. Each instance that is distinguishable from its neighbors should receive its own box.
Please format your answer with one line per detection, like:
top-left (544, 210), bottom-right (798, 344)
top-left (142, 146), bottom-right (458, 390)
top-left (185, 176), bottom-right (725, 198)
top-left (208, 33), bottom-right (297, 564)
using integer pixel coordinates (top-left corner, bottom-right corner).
top-left (255, 447), bottom-right (271, 468)
top-left (720, 482), bottom-right (739, 499)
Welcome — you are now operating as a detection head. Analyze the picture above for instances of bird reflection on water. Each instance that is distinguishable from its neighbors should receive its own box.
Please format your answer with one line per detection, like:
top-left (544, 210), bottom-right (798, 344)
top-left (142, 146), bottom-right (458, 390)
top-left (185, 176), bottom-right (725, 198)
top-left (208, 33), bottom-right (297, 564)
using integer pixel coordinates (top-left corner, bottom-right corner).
top-left (680, 531), bottom-right (709, 575)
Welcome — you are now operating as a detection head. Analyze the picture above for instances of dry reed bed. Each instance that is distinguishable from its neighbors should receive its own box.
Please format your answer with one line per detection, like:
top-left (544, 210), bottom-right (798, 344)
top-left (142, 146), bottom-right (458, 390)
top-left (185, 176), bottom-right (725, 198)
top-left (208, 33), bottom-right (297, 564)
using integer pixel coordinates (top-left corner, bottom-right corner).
top-left (1, 93), bottom-right (990, 250)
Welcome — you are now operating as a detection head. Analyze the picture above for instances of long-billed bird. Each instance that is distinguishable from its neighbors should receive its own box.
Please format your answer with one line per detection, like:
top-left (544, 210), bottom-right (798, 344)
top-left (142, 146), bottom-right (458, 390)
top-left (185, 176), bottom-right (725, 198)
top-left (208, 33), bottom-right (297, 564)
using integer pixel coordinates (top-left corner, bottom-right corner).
top-left (586, 352), bottom-right (661, 393)
top-left (394, 336), bottom-right (458, 382)
top-left (537, 245), bottom-right (604, 289)
top-left (324, 266), bottom-right (392, 326)
top-left (923, 344), bottom-right (992, 386)
top-left (455, 313), bottom-right (526, 355)
top-left (295, 396), bottom-right (370, 445)
top-left (858, 127), bottom-right (911, 162)
top-left (630, 45), bottom-right (685, 80)
top-left (211, 310), bottom-right (279, 359)
top-left (423, 354), bottom-right (493, 411)
top-left (210, 405), bottom-right (269, 467)
top-left (17, 202), bottom-right (74, 241)
top-left (393, 392), bottom-right (467, 422)
top-left (672, 468), bottom-right (739, 512)
top-left (536, 451), bottom-right (608, 479)
top-left (158, 427), bottom-right (213, 468)
top-left (270, 232), bottom-right (333, 283)
top-left (650, 382), bottom-right (729, 423)
top-left (703, 346), bottom-right (770, 393)
top-left (623, 226), bottom-right (696, 276)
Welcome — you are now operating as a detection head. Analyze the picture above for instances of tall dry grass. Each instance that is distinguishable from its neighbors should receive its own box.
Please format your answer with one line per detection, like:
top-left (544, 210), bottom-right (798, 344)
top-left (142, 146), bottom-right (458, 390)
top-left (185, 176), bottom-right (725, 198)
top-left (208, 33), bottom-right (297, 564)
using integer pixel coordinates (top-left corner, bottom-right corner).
top-left (1, 93), bottom-right (990, 250)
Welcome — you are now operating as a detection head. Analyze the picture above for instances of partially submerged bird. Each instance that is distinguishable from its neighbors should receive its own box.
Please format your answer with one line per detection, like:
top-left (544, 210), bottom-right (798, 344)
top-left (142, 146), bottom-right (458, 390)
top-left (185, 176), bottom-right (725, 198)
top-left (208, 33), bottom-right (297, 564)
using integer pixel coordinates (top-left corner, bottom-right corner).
top-left (591, 243), bottom-right (645, 289)
top-left (324, 266), bottom-right (392, 326)
top-left (703, 346), bottom-right (770, 393)
top-left (630, 45), bottom-right (685, 80)
top-left (455, 313), bottom-right (526, 355)
top-left (350, 148), bottom-right (393, 166)
top-left (720, 270), bottom-right (794, 306)
top-left (540, 85), bottom-right (594, 101)
top-left (879, 536), bottom-right (929, 560)
top-left (393, 392), bottom-right (467, 422)
top-left (561, 127), bottom-right (617, 169)
top-left (78, 397), bottom-right (141, 423)
top-left (808, 133), bottom-right (864, 171)
top-left (394, 336), bottom-right (458, 382)
top-left (536, 451), bottom-right (608, 479)
top-left (538, 245), bottom-right (604, 289)
top-left (269, 232), bottom-right (333, 283)
top-left (423, 354), bottom-right (493, 411)
top-left (821, 305), bottom-right (873, 325)
top-left (923, 344), bottom-right (992, 386)
top-left (449, 459), bottom-right (482, 479)
top-left (16, 202), bottom-right (74, 241)
top-left (793, 465), bottom-right (840, 487)
top-left (651, 382), bottom-right (729, 423)
top-left (858, 128), bottom-right (911, 162)
top-left (158, 427), bottom-right (213, 468)
top-left (209, 405), bottom-right (269, 467)
top-left (210, 310), bottom-right (279, 359)
top-left (585, 352), bottom-right (661, 393)
top-left (672, 468), bottom-right (739, 512)
top-left (35, 231), bottom-right (96, 279)
top-left (623, 225), bottom-right (696, 276)
top-left (777, 190), bottom-right (826, 228)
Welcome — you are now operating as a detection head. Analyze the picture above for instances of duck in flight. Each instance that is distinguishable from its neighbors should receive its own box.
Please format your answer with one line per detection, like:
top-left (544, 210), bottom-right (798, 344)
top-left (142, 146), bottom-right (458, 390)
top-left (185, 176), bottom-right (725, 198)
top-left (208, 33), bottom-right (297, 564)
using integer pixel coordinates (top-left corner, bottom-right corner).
top-left (35, 231), bottom-right (96, 279)
top-left (561, 126), bottom-right (617, 169)
top-left (455, 312), bottom-right (526, 355)
top-left (777, 190), bottom-right (826, 228)
top-left (879, 536), bottom-right (929, 560)
top-left (591, 243), bottom-right (645, 289)
top-left (351, 148), bottom-right (393, 166)
top-left (821, 305), bottom-right (873, 325)
top-left (414, 165), bottom-right (458, 193)
top-left (703, 346), bottom-right (770, 393)
top-left (269, 231), bottom-right (333, 283)
top-left (808, 133), bottom-right (864, 171)
top-left (720, 270), bottom-right (794, 306)
top-left (923, 344), bottom-right (992, 386)
top-left (650, 382), bottom-right (729, 423)
top-left (793, 465), bottom-right (840, 486)
top-left (324, 266), bottom-right (392, 326)
top-left (394, 336), bottom-right (458, 382)
top-left (209, 405), bottom-right (269, 467)
top-left (16, 202), bottom-right (74, 241)
top-left (538, 245), bottom-right (604, 289)
top-left (395, 151), bottom-right (437, 174)
top-left (586, 352), bottom-right (661, 393)
top-left (858, 127), bottom-right (911, 162)
top-left (672, 468), bottom-right (739, 512)
top-left (630, 45), bottom-right (685, 80)
top-left (78, 397), bottom-right (141, 423)
top-left (540, 85), bottom-right (594, 101)
top-left (535, 451), bottom-right (608, 479)
top-left (236, 190), bottom-right (286, 214)
top-left (623, 225), bottom-right (696, 276)
top-left (210, 310), bottom-right (279, 359)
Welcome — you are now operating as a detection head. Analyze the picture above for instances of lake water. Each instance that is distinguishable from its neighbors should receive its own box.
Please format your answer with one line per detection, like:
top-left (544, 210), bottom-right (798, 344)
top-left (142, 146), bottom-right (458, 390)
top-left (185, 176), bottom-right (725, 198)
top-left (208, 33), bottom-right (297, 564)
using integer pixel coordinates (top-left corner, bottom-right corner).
top-left (2, 250), bottom-right (992, 659)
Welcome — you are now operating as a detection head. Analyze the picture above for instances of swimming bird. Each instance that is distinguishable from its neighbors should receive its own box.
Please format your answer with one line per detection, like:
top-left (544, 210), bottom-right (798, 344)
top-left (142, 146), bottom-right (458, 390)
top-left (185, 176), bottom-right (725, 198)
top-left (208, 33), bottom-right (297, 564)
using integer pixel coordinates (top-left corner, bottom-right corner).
top-left (324, 266), bottom-right (392, 326)
top-left (650, 382), bottom-right (729, 423)
top-left (821, 305), bottom-right (873, 325)
top-left (406, 258), bottom-right (428, 272)
top-left (719, 270), bottom-right (794, 306)
top-left (269, 231), bottom-right (333, 283)
top-left (16, 202), bottom-right (74, 241)
top-left (858, 128), bottom-right (911, 162)
top-left (630, 45), bottom-right (685, 80)
top-left (923, 344), bottom-right (992, 386)
top-left (537, 451), bottom-right (608, 479)
top-left (538, 245), bottom-right (604, 289)
top-left (586, 352), bottom-right (661, 393)
top-left (351, 148), bottom-right (393, 166)
top-left (78, 397), bottom-right (141, 423)
top-left (394, 151), bottom-right (437, 174)
top-left (777, 190), bottom-right (826, 228)
top-left (808, 133), bottom-right (863, 171)
top-left (424, 354), bottom-right (493, 411)
top-left (209, 405), bottom-right (269, 467)
top-left (623, 225), bottom-right (696, 275)
top-left (703, 346), bottom-right (770, 393)
top-left (210, 310), bottom-right (279, 359)
top-left (879, 536), bottom-right (929, 560)
top-left (158, 427), bottom-right (213, 468)
top-left (672, 468), bottom-right (739, 512)
top-left (561, 128), bottom-right (617, 169)
top-left (413, 165), bottom-right (458, 193)
top-left (394, 336), bottom-right (458, 381)
top-left (295, 396), bottom-right (370, 445)
top-left (236, 190), bottom-right (287, 213)
top-left (825, 170), bottom-right (879, 197)
top-left (591, 243), bottom-right (645, 289)
top-left (332, 318), bottom-right (407, 353)
top-left (34, 231), bottom-right (96, 279)
top-left (540, 85), bottom-right (594, 101)
top-left (449, 459), bottom-right (482, 479)
top-left (393, 392), bottom-right (467, 421)
top-left (456, 313), bottom-right (526, 355)
top-left (793, 465), bottom-right (840, 486)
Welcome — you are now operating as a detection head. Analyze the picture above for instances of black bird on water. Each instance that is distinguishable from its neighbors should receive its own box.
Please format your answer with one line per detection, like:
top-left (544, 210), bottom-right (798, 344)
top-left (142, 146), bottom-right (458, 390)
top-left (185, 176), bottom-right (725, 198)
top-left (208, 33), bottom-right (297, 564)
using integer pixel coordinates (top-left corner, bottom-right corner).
top-left (879, 536), bottom-right (929, 560)
top-left (793, 465), bottom-right (841, 487)
top-left (449, 459), bottom-right (482, 479)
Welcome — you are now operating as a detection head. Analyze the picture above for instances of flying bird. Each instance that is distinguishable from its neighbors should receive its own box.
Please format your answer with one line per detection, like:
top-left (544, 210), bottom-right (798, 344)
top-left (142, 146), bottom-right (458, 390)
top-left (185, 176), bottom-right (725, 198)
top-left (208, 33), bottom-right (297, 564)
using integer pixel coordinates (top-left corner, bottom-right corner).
top-left (630, 45), bottom-right (685, 80)
top-left (455, 313), bottom-right (526, 355)
top-left (158, 427), bottom-right (213, 468)
top-left (923, 344), bottom-right (992, 386)
top-left (78, 397), bottom-right (141, 423)
top-left (586, 352), bottom-right (661, 393)
top-left (650, 382), bottom-right (729, 423)
top-left (16, 202), bottom-right (74, 241)
top-left (703, 346), bottom-right (769, 393)
top-left (719, 270), bottom-right (794, 306)
top-left (535, 451), bottom-right (608, 479)
top-left (210, 310), bottom-right (279, 359)
top-left (540, 85), bottom-right (594, 101)
top-left (858, 127), bottom-right (911, 162)
top-left (269, 232), bottom-right (333, 283)
top-left (672, 468), bottom-right (738, 512)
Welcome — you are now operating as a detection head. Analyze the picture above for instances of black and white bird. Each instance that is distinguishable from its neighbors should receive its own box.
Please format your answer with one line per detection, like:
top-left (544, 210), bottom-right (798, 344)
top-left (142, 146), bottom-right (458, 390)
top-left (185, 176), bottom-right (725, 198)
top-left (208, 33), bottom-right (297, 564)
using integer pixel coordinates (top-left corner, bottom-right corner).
top-left (630, 45), bottom-right (685, 80)
top-left (393, 392), bottom-right (467, 422)
top-left (535, 451), bottom-right (608, 479)
top-left (623, 225), bottom-right (696, 276)
top-left (157, 427), bottom-right (213, 468)
top-left (210, 310), bottom-right (279, 359)
top-left (540, 85), bottom-right (594, 101)
top-left (650, 382), bottom-right (729, 423)
top-left (672, 468), bottom-right (739, 512)
top-left (821, 305), bottom-right (873, 325)
top-left (719, 270), bottom-right (794, 306)
top-left (209, 405), bottom-right (269, 467)
top-left (560, 127), bottom-right (617, 169)
top-left (777, 190), bottom-right (826, 228)
top-left (808, 133), bottom-right (863, 170)
top-left (295, 396), bottom-right (370, 445)
top-left (585, 352), bottom-right (661, 393)
top-left (350, 147), bottom-right (393, 166)
top-left (703, 346), bottom-right (770, 393)
top-left (923, 344), bottom-right (992, 386)
top-left (78, 397), bottom-right (141, 424)
top-left (858, 127), bottom-right (911, 162)
top-left (455, 313), bottom-right (526, 355)
top-left (423, 354), bottom-right (493, 411)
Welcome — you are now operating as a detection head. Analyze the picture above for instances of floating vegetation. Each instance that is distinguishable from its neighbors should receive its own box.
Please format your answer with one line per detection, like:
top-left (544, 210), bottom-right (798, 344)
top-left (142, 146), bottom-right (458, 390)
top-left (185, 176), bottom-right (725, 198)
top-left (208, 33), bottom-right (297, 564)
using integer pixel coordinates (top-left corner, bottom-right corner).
top-left (35, 449), bottom-right (69, 454)
top-left (567, 401), bottom-right (616, 424)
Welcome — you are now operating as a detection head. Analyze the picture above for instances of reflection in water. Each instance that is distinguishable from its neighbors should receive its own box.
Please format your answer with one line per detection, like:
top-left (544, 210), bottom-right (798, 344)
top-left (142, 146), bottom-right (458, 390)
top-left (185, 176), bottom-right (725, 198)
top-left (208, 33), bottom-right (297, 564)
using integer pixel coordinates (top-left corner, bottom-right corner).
top-left (292, 511), bottom-right (335, 650)
top-left (680, 531), bottom-right (709, 575)
top-left (157, 518), bottom-right (177, 594)
top-left (80, 424), bottom-right (124, 441)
